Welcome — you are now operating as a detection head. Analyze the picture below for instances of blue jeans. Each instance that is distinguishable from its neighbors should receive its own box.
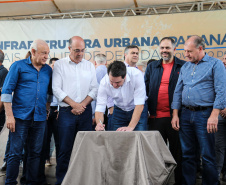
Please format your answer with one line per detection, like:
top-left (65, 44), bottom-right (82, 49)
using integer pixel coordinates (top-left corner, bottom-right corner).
top-left (4, 134), bottom-right (25, 163)
top-left (215, 115), bottom-right (226, 179)
top-left (4, 133), bottom-right (10, 162)
top-left (5, 118), bottom-right (46, 185)
top-left (179, 107), bottom-right (218, 185)
top-left (107, 114), bottom-right (113, 131)
top-left (111, 102), bottom-right (148, 131)
top-left (56, 105), bottom-right (92, 185)
top-left (21, 122), bottom-right (48, 185)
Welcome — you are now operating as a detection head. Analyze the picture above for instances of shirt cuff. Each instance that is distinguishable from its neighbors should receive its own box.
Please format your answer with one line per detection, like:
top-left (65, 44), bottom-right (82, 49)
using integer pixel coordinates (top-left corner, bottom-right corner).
top-left (134, 98), bottom-right (145, 105)
top-left (1, 94), bottom-right (13, 102)
top-left (95, 105), bottom-right (106, 113)
top-left (88, 91), bottom-right (97, 101)
top-left (57, 92), bottom-right (68, 102)
top-left (213, 101), bottom-right (225, 110)
top-left (171, 102), bottom-right (181, 110)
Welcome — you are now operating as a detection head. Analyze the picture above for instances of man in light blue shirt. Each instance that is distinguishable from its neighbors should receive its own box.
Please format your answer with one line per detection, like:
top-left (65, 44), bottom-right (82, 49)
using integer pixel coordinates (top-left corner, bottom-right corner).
top-left (95, 54), bottom-right (108, 83)
top-left (171, 35), bottom-right (226, 185)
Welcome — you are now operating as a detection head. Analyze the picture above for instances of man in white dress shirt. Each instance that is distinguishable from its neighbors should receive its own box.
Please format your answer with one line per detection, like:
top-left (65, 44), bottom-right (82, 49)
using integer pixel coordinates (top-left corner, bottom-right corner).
top-left (52, 36), bottom-right (98, 185)
top-left (124, 45), bottom-right (139, 68)
top-left (95, 61), bottom-right (148, 131)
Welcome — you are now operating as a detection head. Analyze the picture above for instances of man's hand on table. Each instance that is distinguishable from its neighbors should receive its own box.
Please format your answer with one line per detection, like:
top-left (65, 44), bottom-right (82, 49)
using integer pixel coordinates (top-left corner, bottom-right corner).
top-left (116, 126), bottom-right (134, 131)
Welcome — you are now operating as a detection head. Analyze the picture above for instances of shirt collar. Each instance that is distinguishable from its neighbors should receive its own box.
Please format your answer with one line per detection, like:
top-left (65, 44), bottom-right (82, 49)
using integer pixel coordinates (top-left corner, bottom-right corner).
top-left (96, 65), bottom-right (106, 70)
top-left (200, 53), bottom-right (209, 62)
top-left (194, 53), bottom-right (209, 65)
top-left (68, 56), bottom-right (83, 64)
top-left (0, 65), bottom-right (4, 70)
top-left (25, 56), bottom-right (32, 65)
top-left (25, 56), bottom-right (47, 69)
top-left (124, 61), bottom-right (138, 69)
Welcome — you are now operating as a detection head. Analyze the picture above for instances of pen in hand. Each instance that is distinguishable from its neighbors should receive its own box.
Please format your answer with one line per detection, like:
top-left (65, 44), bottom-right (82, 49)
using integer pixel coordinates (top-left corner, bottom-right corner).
top-left (99, 119), bottom-right (105, 131)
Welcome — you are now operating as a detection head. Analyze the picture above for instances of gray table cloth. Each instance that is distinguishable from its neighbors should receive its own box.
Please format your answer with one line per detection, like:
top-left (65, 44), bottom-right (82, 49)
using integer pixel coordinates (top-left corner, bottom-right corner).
top-left (62, 131), bottom-right (176, 185)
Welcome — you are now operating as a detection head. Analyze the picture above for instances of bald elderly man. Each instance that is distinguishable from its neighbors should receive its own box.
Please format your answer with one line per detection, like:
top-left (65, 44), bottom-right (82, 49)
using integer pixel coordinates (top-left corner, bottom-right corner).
top-left (1, 39), bottom-right (52, 185)
top-left (171, 35), bottom-right (226, 185)
top-left (52, 36), bottom-right (98, 184)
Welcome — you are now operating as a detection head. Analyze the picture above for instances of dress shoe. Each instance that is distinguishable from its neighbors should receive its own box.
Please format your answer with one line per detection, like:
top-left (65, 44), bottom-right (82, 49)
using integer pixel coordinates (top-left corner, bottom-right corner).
top-left (222, 172), bottom-right (226, 182)
top-left (0, 162), bottom-right (7, 171)
top-left (196, 171), bottom-right (202, 179)
top-left (45, 160), bottom-right (52, 166)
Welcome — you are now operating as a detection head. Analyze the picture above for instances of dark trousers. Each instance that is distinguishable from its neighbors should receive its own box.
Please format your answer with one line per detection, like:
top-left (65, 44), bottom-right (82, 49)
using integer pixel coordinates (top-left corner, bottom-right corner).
top-left (5, 118), bottom-right (46, 185)
top-left (149, 117), bottom-right (182, 185)
top-left (20, 122), bottom-right (48, 185)
top-left (215, 115), bottom-right (226, 179)
top-left (111, 102), bottom-right (148, 131)
top-left (56, 105), bottom-right (92, 185)
top-left (222, 155), bottom-right (226, 174)
top-left (179, 107), bottom-right (218, 185)
top-left (4, 133), bottom-right (10, 162)
top-left (107, 114), bottom-right (113, 131)
top-left (46, 106), bottom-right (59, 159)
top-left (0, 110), bottom-right (5, 132)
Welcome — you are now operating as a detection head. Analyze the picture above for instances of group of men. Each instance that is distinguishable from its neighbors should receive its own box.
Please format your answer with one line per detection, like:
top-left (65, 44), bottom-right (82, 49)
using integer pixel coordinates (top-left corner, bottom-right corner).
top-left (0, 34), bottom-right (226, 185)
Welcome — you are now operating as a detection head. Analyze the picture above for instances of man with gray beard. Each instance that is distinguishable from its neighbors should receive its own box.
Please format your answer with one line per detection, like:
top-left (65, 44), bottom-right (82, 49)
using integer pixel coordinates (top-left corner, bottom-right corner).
top-left (145, 37), bottom-right (185, 185)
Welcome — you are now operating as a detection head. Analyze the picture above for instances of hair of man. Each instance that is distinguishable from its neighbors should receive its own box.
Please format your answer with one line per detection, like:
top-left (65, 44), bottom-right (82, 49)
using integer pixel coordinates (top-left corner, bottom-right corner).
top-left (0, 50), bottom-right (4, 63)
top-left (95, 54), bottom-right (107, 65)
top-left (189, 35), bottom-right (206, 50)
top-left (49, 57), bottom-right (59, 64)
top-left (124, 45), bottom-right (139, 55)
top-left (107, 61), bottom-right (127, 79)
top-left (25, 51), bottom-right (31, 59)
top-left (30, 39), bottom-right (48, 51)
top-left (160, 37), bottom-right (176, 49)
top-left (69, 38), bottom-right (73, 47)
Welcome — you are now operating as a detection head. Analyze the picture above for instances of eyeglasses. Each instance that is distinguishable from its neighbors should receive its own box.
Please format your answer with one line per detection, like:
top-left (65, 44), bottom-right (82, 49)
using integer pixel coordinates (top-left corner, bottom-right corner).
top-left (72, 48), bottom-right (86, 53)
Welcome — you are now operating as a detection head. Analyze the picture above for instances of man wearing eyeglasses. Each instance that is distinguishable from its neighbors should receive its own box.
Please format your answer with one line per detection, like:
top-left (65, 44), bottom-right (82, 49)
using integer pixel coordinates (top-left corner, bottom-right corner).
top-left (52, 36), bottom-right (98, 185)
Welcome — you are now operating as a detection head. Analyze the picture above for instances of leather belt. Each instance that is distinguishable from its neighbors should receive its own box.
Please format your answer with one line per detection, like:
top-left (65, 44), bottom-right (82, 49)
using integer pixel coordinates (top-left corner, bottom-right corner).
top-left (182, 105), bottom-right (212, 111)
top-left (50, 106), bottom-right (58, 110)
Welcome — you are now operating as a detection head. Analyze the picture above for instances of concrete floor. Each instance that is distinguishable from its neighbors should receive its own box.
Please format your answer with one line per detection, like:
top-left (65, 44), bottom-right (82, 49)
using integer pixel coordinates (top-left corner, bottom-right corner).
top-left (0, 126), bottom-right (57, 185)
top-left (0, 159), bottom-right (57, 185)
top-left (1, 161), bottom-right (226, 185)
top-left (1, 126), bottom-right (226, 185)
